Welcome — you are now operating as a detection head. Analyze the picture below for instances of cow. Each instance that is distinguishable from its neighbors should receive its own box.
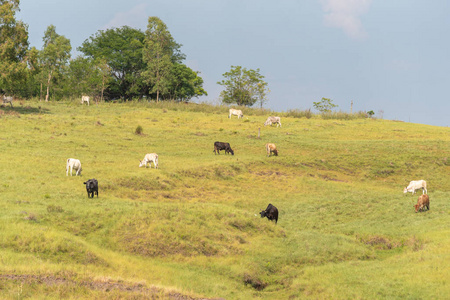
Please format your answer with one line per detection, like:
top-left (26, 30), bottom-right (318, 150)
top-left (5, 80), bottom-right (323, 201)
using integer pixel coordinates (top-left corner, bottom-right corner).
top-left (139, 153), bottom-right (159, 169)
top-left (260, 203), bottom-right (278, 224)
top-left (66, 158), bottom-right (82, 176)
top-left (229, 108), bottom-right (243, 119)
top-left (81, 95), bottom-right (90, 106)
top-left (265, 143), bottom-right (278, 157)
top-left (2, 95), bottom-right (13, 107)
top-left (403, 180), bottom-right (427, 195)
top-left (414, 194), bottom-right (430, 212)
top-left (83, 178), bottom-right (98, 198)
top-left (213, 141), bottom-right (234, 155)
top-left (264, 116), bottom-right (282, 127)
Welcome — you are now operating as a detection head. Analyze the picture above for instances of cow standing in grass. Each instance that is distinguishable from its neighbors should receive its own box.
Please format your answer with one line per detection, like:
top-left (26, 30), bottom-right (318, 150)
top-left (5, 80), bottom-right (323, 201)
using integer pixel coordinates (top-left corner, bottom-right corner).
top-left (213, 141), bottom-right (234, 155)
top-left (404, 180), bottom-right (427, 195)
top-left (2, 95), bottom-right (13, 107)
top-left (139, 153), bottom-right (159, 169)
top-left (264, 116), bottom-right (282, 127)
top-left (66, 158), bottom-right (82, 176)
top-left (84, 178), bottom-right (98, 198)
top-left (81, 95), bottom-right (90, 105)
top-left (414, 194), bottom-right (430, 212)
top-left (229, 109), bottom-right (243, 119)
top-left (260, 204), bottom-right (278, 224)
top-left (265, 143), bottom-right (278, 157)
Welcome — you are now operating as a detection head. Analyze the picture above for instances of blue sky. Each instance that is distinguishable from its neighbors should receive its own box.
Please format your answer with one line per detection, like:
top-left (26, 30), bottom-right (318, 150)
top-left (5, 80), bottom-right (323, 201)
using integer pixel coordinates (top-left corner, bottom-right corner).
top-left (17, 0), bottom-right (450, 127)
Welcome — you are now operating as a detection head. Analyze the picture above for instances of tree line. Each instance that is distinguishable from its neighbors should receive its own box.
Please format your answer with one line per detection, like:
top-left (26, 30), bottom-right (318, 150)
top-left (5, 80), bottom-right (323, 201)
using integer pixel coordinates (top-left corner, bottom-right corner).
top-left (1, 0), bottom-right (269, 106)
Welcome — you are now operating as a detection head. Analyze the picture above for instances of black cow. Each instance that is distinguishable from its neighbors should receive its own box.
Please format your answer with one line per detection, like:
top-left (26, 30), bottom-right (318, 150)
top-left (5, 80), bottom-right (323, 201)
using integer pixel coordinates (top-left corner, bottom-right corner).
top-left (83, 178), bottom-right (98, 198)
top-left (213, 141), bottom-right (234, 155)
top-left (260, 203), bottom-right (278, 224)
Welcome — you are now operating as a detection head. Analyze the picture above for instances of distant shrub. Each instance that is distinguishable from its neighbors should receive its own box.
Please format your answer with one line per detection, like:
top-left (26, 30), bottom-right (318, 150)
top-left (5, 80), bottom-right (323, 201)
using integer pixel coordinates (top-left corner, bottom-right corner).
top-left (47, 205), bottom-right (64, 213)
top-left (322, 111), bottom-right (368, 120)
top-left (135, 125), bottom-right (144, 135)
top-left (285, 109), bottom-right (313, 119)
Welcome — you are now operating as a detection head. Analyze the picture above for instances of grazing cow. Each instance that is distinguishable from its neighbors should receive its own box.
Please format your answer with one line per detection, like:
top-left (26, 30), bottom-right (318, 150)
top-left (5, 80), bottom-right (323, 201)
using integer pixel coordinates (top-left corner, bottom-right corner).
top-left (81, 95), bottom-right (90, 106)
top-left (83, 178), bottom-right (98, 198)
top-left (403, 180), bottom-right (427, 195)
top-left (264, 116), bottom-right (282, 127)
top-left (2, 95), bottom-right (13, 107)
top-left (213, 141), bottom-right (234, 155)
top-left (260, 203), bottom-right (278, 224)
top-left (265, 143), bottom-right (278, 157)
top-left (66, 158), bottom-right (82, 176)
top-left (229, 108), bottom-right (243, 119)
top-left (414, 194), bottom-right (430, 212)
top-left (139, 153), bottom-right (159, 169)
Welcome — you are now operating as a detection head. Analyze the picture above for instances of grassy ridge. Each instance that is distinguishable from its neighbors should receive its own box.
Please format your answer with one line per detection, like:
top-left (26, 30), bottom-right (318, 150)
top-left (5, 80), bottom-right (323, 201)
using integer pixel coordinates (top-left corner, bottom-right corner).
top-left (0, 100), bottom-right (449, 299)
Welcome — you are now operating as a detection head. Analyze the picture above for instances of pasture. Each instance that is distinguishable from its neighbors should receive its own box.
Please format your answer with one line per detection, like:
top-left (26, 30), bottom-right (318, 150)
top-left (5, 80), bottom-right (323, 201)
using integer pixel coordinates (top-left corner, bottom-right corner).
top-left (0, 100), bottom-right (449, 299)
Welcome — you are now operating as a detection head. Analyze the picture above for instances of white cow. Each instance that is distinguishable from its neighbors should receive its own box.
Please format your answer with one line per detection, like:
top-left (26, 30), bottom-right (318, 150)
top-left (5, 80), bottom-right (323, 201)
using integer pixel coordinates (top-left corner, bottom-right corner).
top-left (403, 180), bottom-right (427, 195)
top-left (81, 95), bottom-right (90, 106)
top-left (139, 153), bottom-right (159, 169)
top-left (2, 95), bottom-right (13, 107)
top-left (66, 158), bottom-right (82, 176)
top-left (229, 108), bottom-right (243, 119)
top-left (264, 116), bottom-right (282, 127)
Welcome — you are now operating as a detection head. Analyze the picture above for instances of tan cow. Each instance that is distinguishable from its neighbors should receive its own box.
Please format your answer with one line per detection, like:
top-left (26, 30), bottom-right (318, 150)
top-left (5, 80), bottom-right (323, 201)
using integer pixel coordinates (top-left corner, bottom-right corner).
top-left (265, 143), bottom-right (278, 157)
top-left (414, 194), bottom-right (430, 212)
top-left (139, 153), bottom-right (159, 169)
top-left (81, 95), bottom-right (90, 105)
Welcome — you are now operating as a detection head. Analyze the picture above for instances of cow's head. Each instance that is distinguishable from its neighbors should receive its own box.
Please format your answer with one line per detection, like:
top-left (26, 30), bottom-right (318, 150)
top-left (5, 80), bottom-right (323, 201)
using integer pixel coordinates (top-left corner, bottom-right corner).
top-left (260, 210), bottom-right (266, 218)
top-left (229, 149), bottom-right (234, 155)
top-left (273, 149), bottom-right (278, 156)
top-left (139, 160), bottom-right (145, 167)
top-left (403, 187), bottom-right (408, 194)
top-left (414, 204), bottom-right (420, 213)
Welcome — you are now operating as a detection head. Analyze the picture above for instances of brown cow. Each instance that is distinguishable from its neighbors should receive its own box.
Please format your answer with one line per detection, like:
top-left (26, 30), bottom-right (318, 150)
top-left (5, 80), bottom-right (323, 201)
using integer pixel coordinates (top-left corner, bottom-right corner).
top-left (265, 143), bottom-right (278, 157)
top-left (414, 194), bottom-right (430, 212)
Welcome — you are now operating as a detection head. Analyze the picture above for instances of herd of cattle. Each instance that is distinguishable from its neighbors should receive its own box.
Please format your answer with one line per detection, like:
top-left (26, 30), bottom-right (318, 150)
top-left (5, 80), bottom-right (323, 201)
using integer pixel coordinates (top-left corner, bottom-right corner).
top-left (62, 104), bottom-right (431, 224)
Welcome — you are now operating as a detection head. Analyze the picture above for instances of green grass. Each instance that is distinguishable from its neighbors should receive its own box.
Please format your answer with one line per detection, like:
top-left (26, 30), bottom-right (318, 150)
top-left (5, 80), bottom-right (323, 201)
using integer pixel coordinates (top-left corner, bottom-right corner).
top-left (0, 100), bottom-right (449, 299)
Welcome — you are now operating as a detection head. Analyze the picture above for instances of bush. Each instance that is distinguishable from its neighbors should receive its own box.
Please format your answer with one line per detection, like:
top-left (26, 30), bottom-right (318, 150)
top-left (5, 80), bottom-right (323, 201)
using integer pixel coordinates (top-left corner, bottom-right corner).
top-left (135, 125), bottom-right (144, 135)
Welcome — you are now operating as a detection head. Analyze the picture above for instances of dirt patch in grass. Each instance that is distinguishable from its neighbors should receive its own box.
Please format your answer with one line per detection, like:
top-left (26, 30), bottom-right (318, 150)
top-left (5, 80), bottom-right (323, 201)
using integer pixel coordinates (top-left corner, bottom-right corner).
top-left (0, 274), bottom-right (219, 299)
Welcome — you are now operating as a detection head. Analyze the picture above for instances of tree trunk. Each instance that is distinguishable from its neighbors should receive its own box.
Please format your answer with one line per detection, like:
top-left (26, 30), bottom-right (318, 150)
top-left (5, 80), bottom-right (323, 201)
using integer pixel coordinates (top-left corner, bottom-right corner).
top-left (45, 70), bottom-right (52, 102)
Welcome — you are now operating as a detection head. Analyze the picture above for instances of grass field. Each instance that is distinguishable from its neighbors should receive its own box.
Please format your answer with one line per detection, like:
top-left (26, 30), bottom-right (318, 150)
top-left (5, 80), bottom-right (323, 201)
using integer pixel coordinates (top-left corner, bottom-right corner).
top-left (0, 100), bottom-right (449, 299)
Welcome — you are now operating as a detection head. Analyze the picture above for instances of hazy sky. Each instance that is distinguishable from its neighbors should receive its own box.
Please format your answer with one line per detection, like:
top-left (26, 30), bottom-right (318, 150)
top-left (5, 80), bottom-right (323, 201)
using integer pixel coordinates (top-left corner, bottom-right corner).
top-left (17, 0), bottom-right (450, 127)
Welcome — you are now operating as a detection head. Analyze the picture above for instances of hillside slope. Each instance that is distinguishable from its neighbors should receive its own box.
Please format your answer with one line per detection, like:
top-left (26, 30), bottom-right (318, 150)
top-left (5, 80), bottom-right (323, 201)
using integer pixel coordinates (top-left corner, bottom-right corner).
top-left (0, 101), bottom-right (449, 299)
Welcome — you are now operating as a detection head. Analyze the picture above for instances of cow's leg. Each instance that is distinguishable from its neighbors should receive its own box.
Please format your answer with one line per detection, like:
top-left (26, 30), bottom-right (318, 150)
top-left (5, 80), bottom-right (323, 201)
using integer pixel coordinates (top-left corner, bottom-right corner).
top-left (70, 166), bottom-right (73, 176)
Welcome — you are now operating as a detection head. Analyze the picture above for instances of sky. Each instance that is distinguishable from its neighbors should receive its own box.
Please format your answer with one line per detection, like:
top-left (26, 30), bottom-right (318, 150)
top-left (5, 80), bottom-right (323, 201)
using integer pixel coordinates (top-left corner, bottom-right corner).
top-left (16, 0), bottom-right (450, 127)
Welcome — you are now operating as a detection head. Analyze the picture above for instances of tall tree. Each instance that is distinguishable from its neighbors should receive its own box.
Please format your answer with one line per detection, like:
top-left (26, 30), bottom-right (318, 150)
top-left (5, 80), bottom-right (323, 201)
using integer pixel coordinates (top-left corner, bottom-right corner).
top-left (78, 26), bottom-right (145, 99)
top-left (142, 16), bottom-right (184, 102)
top-left (40, 25), bottom-right (71, 101)
top-left (217, 66), bottom-right (269, 107)
top-left (167, 63), bottom-right (207, 101)
top-left (0, 0), bottom-right (30, 96)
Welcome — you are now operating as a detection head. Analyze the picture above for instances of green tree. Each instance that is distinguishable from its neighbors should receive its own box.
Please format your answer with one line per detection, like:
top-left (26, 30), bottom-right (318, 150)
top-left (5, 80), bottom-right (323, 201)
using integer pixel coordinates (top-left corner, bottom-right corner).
top-left (217, 66), bottom-right (269, 107)
top-left (79, 26), bottom-right (146, 99)
top-left (167, 63), bottom-right (207, 101)
top-left (313, 97), bottom-right (338, 113)
top-left (0, 0), bottom-right (30, 96)
top-left (142, 16), bottom-right (184, 102)
top-left (39, 25), bottom-right (71, 101)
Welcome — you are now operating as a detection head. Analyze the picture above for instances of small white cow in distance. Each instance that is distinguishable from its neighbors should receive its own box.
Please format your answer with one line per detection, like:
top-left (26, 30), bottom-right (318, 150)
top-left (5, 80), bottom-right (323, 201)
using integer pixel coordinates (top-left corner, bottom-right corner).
top-left (229, 108), bottom-right (243, 119)
top-left (264, 116), bottom-right (282, 127)
top-left (66, 158), bottom-right (82, 176)
top-left (403, 180), bottom-right (427, 195)
top-left (2, 95), bottom-right (13, 107)
top-left (139, 153), bottom-right (159, 169)
top-left (81, 95), bottom-right (90, 106)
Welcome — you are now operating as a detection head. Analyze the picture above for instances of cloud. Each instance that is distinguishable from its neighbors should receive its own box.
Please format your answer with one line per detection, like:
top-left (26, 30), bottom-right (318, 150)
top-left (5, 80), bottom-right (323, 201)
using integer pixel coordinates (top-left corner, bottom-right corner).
top-left (103, 3), bottom-right (148, 30)
top-left (320, 0), bottom-right (372, 39)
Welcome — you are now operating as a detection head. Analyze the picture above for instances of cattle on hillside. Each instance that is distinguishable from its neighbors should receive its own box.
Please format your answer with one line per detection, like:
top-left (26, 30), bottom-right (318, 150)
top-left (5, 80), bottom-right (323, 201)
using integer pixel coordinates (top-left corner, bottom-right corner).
top-left (265, 143), bottom-right (278, 157)
top-left (414, 194), bottom-right (430, 212)
top-left (84, 178), bottom-right (98, 198)
top-left (81, 95), bottom-right (90, 105)
top-left (264, 116), bottom-right (282, 127)
top-left (139, 153), bottom-right (159, 169)
top-left (260, 203), bottom-right (278, 224)
top-left (229, 108), bottom-right (243, 119)
top-left (404, 180), bottom-right (427, 195)
top-left (213, 141), bottom-right (234, 155)
top-left (66, 158), bottom-right (82, 176)
top-left (2, 95), bottom-right (13, 107)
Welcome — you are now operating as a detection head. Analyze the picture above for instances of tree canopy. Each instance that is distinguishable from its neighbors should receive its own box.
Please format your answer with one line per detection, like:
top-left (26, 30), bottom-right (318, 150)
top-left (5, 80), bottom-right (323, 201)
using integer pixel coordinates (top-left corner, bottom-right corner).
top-left (217, 66), bottom-right (269, 107)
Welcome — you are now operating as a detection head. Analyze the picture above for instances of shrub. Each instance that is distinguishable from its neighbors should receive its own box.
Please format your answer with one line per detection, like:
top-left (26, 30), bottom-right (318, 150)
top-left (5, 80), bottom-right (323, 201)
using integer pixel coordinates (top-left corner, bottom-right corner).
top-left (135, 125), bottom-right (144, 135)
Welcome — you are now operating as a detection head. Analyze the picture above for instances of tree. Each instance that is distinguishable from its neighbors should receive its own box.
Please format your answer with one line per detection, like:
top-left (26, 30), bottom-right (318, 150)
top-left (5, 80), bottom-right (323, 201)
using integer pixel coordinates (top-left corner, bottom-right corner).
top-left (313, 97), bottom-right (338, 113)
top-left (142, 16), bottom-right (184, 102)
top-left (79, 26), bottom-right (146, 99)
top-left (0, 0), bottom-right (30, 96)
top-left (167, 63), bottom-right (207, 101)
top-left (217, 66), bottom-right (269, 107)
top-left (367, 110), bottom-right (375, 118)
top-left (39, 25), bottom-right (71, 101)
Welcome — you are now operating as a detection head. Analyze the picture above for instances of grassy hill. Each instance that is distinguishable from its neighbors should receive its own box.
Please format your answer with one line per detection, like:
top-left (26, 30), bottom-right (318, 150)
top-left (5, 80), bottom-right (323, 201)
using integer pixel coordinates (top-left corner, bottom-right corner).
top-left (0, 100), bottom-right (449, 299)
